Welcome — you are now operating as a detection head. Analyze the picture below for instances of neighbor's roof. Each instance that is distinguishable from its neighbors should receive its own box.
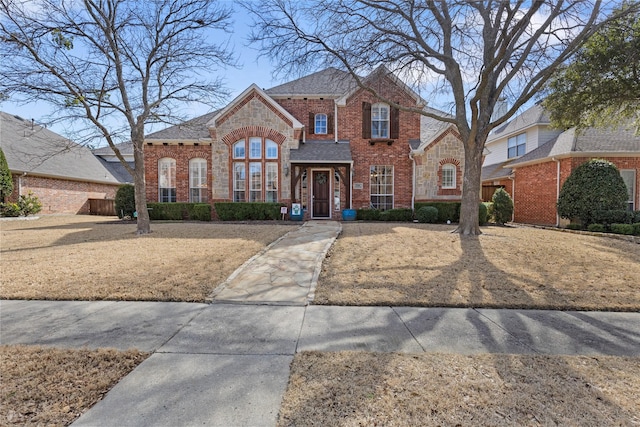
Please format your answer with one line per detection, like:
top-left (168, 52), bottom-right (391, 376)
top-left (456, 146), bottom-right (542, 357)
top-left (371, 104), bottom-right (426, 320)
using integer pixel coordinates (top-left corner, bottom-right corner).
top-left (265, 68), bottom-right (357, 98)
top-left (96, 157), bottom-right (134, 184)
top-left (481, 160), bottom-right (514, 182)
top-left (146, 111), bottom-right (218, 140)
top-left (92, 141), bottom-right (134, 156)
top-left (487, 103), bottom-right (551, 142)
top-left (509, 124), bottom-right (640, 168)
top-left (290, 140), bottom-right (352, 163)
top-left (0, 111), bottom-right (119, 184)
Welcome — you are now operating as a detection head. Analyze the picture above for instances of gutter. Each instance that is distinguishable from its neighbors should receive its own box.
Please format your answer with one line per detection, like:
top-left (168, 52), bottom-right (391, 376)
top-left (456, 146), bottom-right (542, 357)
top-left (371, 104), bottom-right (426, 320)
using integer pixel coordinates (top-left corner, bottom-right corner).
top-left (334, 102), bottom-right (339, 143)
top-left (508, 174), bottom-right (515, 222)
top-left (409, 151), bottom-right (416, 210)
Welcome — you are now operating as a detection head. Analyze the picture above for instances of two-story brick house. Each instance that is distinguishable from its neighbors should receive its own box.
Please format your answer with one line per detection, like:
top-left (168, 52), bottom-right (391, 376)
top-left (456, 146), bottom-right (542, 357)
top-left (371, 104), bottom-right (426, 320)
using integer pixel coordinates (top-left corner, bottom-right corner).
top-left (143, 66), bottom-right (465, 218)
top-left (482, 104), bottom-right (640, 226)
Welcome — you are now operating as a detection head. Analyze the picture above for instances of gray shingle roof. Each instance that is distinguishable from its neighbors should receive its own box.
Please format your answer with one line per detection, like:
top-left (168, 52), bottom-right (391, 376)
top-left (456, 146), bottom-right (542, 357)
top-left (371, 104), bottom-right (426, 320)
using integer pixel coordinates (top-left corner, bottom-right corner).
top-left (481, 160), bottom-right (514, 182)
top-left (96, 157), bottom-right (134, 184)
top-left (420, 106), bottom-right (455, 144)
top-left (488, 103), bottom-right (550, 141)
top-left (265, 68), bottom-right (357, 97)
top-left (145, 111), bottom-right (218, 140)
top-left (0, 111), bottom-right (119, 184)
top-left (509, 124), bottom-right (640, 167)
top-left (93, 141), bottom-right (133, 156)
top-left (290, 140), bottom-right (352, 163)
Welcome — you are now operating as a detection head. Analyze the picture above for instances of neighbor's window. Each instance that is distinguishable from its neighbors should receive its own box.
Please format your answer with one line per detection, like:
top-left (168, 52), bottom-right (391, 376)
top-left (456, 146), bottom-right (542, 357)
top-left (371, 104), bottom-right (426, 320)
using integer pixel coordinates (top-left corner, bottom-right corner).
top-left (158, 157), bottom-right (176, 203)
top-left (232, 137), bottom-right (279, 202)
top-left (189, 158), bottom-right (207, 203)
top-left (370, 165), bottom-right (393, 210)
top-left (508, 133), bottom-right (526, 158)
top-left (315, 114), bottom-right (328, 134)
top-left (371, 103), bottom-right (389, 138)
top-left (441, 164), bottom-right (456, 189)
top-left (620, 169), bottom-right (636, 210)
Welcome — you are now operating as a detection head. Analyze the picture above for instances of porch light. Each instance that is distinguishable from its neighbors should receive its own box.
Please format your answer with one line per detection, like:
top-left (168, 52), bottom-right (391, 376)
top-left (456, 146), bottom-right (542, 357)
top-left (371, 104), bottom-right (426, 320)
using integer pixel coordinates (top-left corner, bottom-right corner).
top-left (284, 163), bottom-right (290, 177)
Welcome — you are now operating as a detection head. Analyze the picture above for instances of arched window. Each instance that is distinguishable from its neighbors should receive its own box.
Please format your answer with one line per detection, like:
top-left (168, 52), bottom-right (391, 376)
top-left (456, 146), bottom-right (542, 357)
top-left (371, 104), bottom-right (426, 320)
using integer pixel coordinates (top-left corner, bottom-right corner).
top-left (315, 114), bottom-right (328, 134)
top-left (158, 158), bottom-right (176, 202)
top-left (232, 137), bottom-right (279, 202)
top-left (371, 103), bottom-right (389, 138)
top-left (441, 164), bottom-right (456, 189)
top-left (189, 158), bottom-right (207, 203)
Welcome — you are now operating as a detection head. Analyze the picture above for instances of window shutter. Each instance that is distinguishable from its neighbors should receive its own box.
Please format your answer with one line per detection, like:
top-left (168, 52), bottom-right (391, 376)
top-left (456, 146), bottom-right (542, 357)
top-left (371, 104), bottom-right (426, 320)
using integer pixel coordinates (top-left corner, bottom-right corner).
top-left (309, 112), bottom-right (315, 134)
top-left (362, 102), bottom-right (371, 139)
top-left (327, 113), bottom-right (334, 134)
top-left (390, 105), bottom-right (400, 139)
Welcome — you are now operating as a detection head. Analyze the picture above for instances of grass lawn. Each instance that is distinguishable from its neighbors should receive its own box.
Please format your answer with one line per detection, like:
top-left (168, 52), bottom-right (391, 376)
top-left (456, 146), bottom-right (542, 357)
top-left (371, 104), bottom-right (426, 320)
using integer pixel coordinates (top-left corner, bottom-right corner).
top-left (2, 216), bottom-right (638, 425)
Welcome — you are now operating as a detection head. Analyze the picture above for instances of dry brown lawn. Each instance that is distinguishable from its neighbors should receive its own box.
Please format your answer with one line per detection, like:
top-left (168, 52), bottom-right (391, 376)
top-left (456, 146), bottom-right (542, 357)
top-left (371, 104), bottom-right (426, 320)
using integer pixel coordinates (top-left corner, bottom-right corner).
top-left (0, 215), bottom-right (294, 302)
top-left (0, 345), bottom-right (148, 426)
top-left (279, 351), bottom-right (640, 426)
top-left (316, 223), bottom-right (640, 311)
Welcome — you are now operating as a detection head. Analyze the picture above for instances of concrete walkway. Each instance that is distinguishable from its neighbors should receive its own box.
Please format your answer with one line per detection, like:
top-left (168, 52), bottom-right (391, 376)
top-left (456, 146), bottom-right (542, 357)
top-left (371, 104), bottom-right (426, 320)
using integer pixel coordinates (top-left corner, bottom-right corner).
top-left (1, 220), bottom-right (639, 427)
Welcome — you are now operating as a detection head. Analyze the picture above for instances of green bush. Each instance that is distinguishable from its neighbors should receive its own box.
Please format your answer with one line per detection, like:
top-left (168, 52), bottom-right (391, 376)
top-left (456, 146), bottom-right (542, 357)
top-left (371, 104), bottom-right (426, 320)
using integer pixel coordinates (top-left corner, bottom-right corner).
top-left (214, 202), bottom-right (284, 221)
top-left (148, 203), bottom-right (211, 221)
top-left (491, 188), bottom-right (513, 225)
top-left (633, 211), bottom-right (640, 223)
top-left (633, 223), bottom-right (640, 236)
top-left (557, 159), bottom-right (628, 226)
top-left (416, 206), bottom-right (438, 223)
top-left (592, 209), bottom-right (634, 225)
top-left (587, 223), bottom-right (606, 233)
top-left (479, 202), bottom-right (489, 225)
top-left (566, 223), bottom-right (584, 230)
top-left (379, 208), bottom-right (413, 222)
top-left (414, 202), bottom-right (460, 223)
top-left (0, 147), bottom-right (13, 202)
top-left (610, 223), bottom-right (635, 235)
top-left (1, 191), bottom-right (42, 217)
top-left (115, 184), bottom-right (135, 219)
top-left (356, 208), bottom-right (381, 221)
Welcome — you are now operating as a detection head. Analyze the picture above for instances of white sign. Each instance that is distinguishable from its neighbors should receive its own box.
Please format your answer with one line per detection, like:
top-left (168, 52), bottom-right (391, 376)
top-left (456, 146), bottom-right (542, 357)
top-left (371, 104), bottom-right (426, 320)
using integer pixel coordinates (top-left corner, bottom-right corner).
top-left (353, 183), bottom-right (364, 190)
top-left (280, 207), bottom-right (288, 214)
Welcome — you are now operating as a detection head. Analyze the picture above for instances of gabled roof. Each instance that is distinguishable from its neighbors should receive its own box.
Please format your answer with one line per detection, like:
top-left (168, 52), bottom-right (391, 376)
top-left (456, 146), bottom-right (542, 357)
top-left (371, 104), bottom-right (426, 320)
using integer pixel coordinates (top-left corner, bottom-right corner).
top-left (336, 65), bottom-right (425, 107)
top-left (209, 84), bottom-right (304, 130)
top-left (0, 111), bottom-right (119, 184)
top-left (96, 157), bottom-right (134, 184)
top-left (265, 68), bottom-right (357, 98)
top-left (481, 160), bottom-right (514, 182)
top-left (290, 140), bottom-right (352, 163)
top-left (92, 140), bottom-right (134, 156)
top-left (146, 111), bottom-right (218, 140)
top-left (509, 124), bottom-right (640, 168)
top-left (487, 103), bottom-right (551, 143)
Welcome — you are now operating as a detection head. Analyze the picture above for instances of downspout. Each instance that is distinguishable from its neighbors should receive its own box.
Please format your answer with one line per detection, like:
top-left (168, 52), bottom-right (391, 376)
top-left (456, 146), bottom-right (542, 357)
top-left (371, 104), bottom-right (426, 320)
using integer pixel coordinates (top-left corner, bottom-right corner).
top-left (334, 102), bottom-right (339, 143)
top-left (508, 174), bottom-right (515, 223)
top-left (349, 160), bottom-right (354, 209)
top-left (553, 157), bottom-right (560, 227)
top-left (409, 152), bottom-right (416, 210)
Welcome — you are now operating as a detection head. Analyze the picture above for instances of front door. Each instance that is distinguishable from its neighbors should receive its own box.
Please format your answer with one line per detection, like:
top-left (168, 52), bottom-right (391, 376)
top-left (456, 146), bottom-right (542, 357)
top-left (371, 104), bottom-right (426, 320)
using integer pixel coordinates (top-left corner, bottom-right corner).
top-left (312, 170), bottom-right (330, 218)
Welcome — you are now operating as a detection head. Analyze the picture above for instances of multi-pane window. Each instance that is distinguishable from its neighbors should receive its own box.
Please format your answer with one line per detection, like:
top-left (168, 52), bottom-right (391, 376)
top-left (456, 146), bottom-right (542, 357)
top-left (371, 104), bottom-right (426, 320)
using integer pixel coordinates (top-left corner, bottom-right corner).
top-left (158, 158), bottom-right (176, 202)
top-left (442, 164), bottom-right (456, 189)
top-left (232, 137), bottom-right (279, 202)
top-left (508, 133), bottom-right (526, 158)
top-left (315, 114), bottom-right (328, 134)
top-left (371, 103), bottom-right (389, 138)
top-left (370, 165), bottom-right (393, 210)
top-left (189, 158), bottom-right (207, 203)
top-left (620, 169), bottom-right (636, 210)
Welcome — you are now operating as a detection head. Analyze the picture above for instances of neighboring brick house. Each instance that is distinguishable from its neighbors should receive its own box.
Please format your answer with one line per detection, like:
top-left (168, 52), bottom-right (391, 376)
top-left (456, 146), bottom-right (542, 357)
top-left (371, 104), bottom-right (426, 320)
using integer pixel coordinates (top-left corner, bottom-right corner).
top-left (0, 111), bottom-right (121, 214)
top-left (482, 105), bottom-right (640, 226)
top-left (143, 66), bottom-right (465, 219)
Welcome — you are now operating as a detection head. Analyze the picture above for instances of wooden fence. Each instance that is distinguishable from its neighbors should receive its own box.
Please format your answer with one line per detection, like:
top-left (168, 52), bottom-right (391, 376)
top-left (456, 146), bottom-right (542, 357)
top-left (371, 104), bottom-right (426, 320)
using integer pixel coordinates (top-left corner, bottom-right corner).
top-left (89, 199), bottom-right (116, 216)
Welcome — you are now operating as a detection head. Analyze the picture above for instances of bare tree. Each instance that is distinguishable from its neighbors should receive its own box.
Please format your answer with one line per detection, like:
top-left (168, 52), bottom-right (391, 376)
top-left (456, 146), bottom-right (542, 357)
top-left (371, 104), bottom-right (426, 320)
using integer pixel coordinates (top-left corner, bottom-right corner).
top-left (0, 0), bottom-right (234, 234)
top-left (243, 0), bottom-right (638, 235)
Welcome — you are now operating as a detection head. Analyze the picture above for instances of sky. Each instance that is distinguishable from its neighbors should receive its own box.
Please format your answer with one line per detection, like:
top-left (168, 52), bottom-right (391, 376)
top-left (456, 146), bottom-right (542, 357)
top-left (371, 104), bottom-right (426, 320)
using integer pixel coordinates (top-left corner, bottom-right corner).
top-left (0, 8), bottom-right (279, 138)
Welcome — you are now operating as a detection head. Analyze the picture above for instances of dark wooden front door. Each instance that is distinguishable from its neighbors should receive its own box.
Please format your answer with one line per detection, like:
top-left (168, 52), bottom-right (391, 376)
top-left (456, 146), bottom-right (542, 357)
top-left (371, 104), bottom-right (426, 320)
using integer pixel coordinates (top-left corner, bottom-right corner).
top-left (312, 171), bottom-right (330, 217)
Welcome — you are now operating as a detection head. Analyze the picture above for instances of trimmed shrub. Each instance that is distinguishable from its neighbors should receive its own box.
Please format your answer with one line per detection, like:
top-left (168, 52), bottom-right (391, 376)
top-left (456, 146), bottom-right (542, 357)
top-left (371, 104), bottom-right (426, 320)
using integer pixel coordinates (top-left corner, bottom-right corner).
top-left (633, 223), bottom-right (640, 236)
top-left (416, 206), bottom-right (438, 223)
top-left (610, 223), bottom-right (635, 235)
top-left (214, 202), bottom-right (283, 221)
top-left (592, 209), bottom-right (634, 225)
top-left (1, 191), bottom-right (42, 217)
top-left (491, 188), bottom-right (513, 225)
top-left (633, 211), bottom-right (640, 223)
top-left (557, 159), bottom-right (628, 226)
top-left (115, 184), bottom-right (135, 219)
top-left (379, 208), bottom-right (413, 222)
top-left (587, 223), bottom-right (606, 233)
top-left (566, 223), bottom-right (584, 230)
top-left (356, 208), bottom-right (381, 221)
top-left (479, 202), bottom-right (489, 225)
top-left (148, 203), bottom-right (211, 221)
top-left (414, 202), bottom-right (460, 223)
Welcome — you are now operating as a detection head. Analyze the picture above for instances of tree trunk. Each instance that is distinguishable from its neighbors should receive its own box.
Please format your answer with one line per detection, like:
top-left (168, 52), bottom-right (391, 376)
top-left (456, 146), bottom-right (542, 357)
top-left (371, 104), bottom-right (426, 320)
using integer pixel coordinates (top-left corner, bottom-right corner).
top-left (132, 139), bottom-right (151, 235)
top-left (455, 140), bottom-right (484, 235)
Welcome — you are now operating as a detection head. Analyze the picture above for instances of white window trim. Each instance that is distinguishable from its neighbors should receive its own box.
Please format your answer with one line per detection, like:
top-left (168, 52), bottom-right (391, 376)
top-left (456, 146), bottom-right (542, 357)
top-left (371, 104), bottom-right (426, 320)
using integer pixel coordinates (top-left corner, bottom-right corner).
top-left (370, 165), bottom-right (394, 210)
top-left (507, 133), bottom-right (526, 158)
top-left (189, 158), bottom-right (207, 203)
top-left (441, 164), bottom-right (456, 189)
top-left (158, 157), bottom-right (176, 203)
top-left (371, 103), bottom-right (390, 139)
top-left (315, 113), bottom-right (328, 134)
top-left (620, 169), bottom-right (636, 210)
